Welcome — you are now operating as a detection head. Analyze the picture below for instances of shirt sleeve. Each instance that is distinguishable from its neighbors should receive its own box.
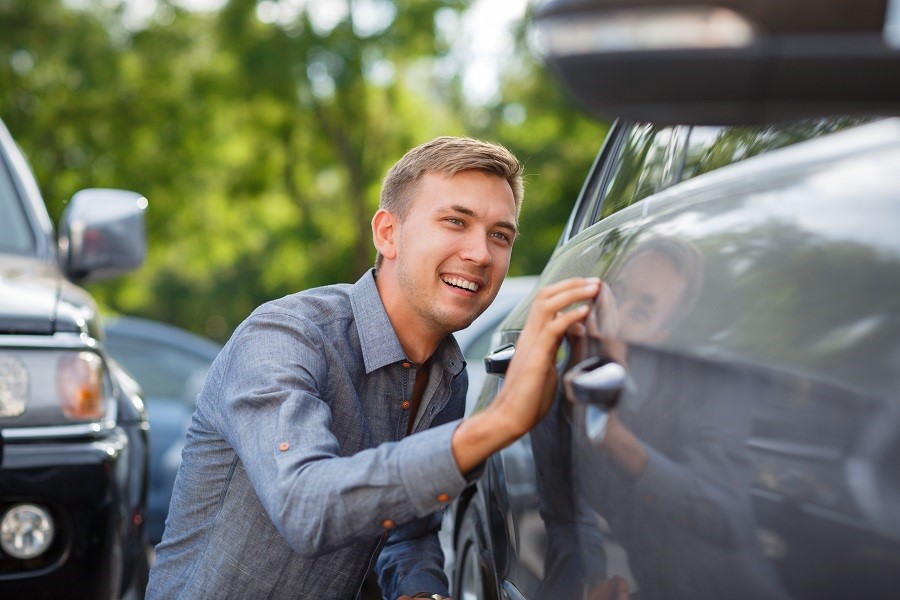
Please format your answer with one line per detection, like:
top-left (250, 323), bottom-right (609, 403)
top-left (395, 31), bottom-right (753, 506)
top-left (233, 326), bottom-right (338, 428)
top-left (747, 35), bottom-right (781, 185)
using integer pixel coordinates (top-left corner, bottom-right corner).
top-left (211, 308), bottom-right (469, 557)
top-left (375, 511), bottom-right (449, 599)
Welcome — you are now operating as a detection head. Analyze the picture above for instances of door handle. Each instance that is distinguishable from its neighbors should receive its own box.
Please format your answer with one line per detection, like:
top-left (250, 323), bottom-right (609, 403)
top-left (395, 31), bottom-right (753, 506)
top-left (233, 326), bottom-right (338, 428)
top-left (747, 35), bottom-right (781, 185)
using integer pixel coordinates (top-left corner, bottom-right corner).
top-left (564, 356), bottom-right (627, 408)
top-left (484, 343), bottom-right (515, 375)
top-left (564, 356), bottom-right (629, 444)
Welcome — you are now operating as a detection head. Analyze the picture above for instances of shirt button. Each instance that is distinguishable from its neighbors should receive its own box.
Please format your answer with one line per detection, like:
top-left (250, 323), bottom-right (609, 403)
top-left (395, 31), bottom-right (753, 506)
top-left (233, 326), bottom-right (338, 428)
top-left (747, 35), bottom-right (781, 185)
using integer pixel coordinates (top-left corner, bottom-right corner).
top-left (436, 493), bottom-right (450, 503)
top-left (278, 442), bottom-right (290, 452)
top-left (382, 519), bottom-right (395, 529)
top-left (402, 362), bottom-right (412, 368)
top-left (401, 400), bottom-right (411, 410)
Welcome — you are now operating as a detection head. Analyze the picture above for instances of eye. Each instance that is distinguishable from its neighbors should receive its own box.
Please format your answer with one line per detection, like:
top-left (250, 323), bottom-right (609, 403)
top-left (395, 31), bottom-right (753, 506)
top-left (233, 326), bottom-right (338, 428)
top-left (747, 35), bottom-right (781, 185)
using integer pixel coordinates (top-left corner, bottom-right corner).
top-left (445, 217), bottom-right (464, 227)
top-left (490, 231), bottom-right (512, 245)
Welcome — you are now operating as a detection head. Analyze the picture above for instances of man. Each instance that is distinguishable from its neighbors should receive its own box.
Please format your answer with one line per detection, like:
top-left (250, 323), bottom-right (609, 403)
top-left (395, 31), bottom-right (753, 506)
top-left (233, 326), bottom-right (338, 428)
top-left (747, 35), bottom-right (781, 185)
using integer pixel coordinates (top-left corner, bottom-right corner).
top-left (147, 136), bottom-right (599, 600)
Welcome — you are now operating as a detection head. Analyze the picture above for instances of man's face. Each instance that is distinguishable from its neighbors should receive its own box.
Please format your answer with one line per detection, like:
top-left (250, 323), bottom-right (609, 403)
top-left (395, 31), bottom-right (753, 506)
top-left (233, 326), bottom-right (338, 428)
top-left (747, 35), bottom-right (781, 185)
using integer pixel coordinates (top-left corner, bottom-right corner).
top-left (393, 170), bottom-right (517, 336)
top-left (610, 250), bottom-right (687, 344)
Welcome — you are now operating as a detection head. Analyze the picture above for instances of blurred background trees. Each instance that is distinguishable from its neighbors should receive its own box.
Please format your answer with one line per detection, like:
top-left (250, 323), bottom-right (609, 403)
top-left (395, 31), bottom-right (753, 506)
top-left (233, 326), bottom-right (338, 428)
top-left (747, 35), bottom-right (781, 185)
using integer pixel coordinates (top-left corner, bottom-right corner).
top-left (0, 0), bottom-right (606, 341)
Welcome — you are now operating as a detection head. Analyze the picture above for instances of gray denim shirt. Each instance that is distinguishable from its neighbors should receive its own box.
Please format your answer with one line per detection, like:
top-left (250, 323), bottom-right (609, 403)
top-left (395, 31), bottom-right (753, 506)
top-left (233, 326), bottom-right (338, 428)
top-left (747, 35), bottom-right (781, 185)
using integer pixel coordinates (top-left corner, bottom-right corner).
top-left (147, 270), bottom-right (469, 599)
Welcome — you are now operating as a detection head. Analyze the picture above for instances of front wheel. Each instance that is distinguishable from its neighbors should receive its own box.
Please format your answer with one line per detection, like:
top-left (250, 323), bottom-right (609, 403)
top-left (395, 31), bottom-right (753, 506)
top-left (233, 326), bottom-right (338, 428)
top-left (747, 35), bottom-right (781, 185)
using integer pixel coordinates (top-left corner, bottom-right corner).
top-left (453, 506), bottom-right (498, 600)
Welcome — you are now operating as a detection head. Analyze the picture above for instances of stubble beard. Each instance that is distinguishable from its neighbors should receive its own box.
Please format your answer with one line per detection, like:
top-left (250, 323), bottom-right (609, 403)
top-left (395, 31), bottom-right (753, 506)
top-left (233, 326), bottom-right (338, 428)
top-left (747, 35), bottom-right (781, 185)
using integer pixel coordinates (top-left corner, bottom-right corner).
top-left (396, 256), bottom-right (479, 336)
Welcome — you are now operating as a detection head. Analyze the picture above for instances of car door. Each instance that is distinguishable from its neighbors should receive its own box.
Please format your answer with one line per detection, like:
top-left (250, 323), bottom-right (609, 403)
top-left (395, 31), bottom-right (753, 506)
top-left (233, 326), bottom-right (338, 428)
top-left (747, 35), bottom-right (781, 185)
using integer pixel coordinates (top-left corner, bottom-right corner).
top-left (470, 121), bottom-right (686, 600)
top-left (561, 119), bottom-right (900, 600)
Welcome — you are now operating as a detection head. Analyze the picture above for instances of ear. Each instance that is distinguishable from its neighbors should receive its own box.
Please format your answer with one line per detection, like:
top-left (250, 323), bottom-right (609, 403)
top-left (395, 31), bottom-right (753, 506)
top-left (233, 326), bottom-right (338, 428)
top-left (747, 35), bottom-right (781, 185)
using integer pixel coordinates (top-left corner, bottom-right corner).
top-left (372, 209), bottom-right (398, 261)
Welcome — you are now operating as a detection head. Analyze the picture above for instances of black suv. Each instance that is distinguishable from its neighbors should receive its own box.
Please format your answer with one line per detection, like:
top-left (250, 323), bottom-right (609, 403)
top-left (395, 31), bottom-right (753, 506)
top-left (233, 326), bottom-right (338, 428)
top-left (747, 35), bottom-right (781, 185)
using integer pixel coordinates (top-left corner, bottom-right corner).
top-left (450, 2), bottom-right (900, 599)
top-left (0, 117), bottom-right (151, 599)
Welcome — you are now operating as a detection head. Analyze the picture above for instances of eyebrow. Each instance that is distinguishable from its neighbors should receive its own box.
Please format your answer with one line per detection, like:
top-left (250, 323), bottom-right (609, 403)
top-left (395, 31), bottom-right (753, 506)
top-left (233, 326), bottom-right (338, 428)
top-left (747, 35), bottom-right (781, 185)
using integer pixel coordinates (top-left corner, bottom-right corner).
top-left (443, 204), bottom-right (519, 238)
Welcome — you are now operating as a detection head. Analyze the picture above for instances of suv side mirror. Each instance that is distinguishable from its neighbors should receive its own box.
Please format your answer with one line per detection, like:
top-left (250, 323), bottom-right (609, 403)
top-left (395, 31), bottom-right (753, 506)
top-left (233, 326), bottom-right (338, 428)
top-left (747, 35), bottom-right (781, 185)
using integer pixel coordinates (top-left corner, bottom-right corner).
top-left (58, 189), bottom-right (148, 282)
top-left (533, 0), bottom-right (900, 124)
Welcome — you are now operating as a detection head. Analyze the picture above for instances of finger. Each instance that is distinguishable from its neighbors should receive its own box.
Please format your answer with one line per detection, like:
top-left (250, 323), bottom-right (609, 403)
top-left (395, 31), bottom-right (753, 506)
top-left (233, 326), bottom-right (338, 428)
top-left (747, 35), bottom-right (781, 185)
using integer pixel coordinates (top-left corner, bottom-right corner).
top-left (536, 277), bottom-right (601, 302)
top-left (532, 278), bottom-right (601, 312)
top-left (566, 321), bottom-right (586, 338)
top-left (529, 280), bottom-right (600, 322)
top-left (520, 301), bottom-right (591, 352)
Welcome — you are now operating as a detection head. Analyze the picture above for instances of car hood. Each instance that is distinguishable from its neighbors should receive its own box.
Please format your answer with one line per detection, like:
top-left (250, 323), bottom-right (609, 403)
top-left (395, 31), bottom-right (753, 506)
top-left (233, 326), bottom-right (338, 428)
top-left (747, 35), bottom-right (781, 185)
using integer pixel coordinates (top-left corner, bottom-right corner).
top-left (0, 253), bottom-right (96, 336)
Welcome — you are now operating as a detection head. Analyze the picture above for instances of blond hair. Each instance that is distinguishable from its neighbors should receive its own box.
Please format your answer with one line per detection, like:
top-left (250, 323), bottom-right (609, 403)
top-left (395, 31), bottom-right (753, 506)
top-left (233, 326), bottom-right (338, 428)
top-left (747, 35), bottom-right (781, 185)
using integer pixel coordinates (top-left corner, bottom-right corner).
top-left (375, 136), bottom-right (523, 270)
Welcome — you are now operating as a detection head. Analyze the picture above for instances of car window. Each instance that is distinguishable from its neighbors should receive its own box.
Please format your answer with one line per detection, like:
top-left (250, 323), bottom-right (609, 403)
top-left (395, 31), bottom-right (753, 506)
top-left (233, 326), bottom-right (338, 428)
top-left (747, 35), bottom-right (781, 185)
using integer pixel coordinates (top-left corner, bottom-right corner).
top-left (105, 335), bottom-right (212, 400)
top-left (591, 124), bottom-right (678, 225)
top-left (682, 117), bottom-right (874, 180)
top-left (0, 161), bottom-right (35, 254)
top-left (565, 125), bottom-right (626, 238)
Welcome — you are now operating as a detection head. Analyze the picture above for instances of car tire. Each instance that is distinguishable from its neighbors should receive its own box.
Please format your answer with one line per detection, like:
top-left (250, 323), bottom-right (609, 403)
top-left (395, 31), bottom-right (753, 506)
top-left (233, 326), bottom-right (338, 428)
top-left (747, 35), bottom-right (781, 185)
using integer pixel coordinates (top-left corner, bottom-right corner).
top-left (121, 542), bottom-right (150, 600)
top-left (453, 504), bottom-right (498, 600)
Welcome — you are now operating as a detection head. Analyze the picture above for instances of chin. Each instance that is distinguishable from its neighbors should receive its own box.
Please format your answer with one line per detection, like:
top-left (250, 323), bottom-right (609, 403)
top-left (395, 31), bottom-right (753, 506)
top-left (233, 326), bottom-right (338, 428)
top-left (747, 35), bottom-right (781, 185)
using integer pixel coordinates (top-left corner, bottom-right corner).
top-left (438, 311), bottom-right (479, 334)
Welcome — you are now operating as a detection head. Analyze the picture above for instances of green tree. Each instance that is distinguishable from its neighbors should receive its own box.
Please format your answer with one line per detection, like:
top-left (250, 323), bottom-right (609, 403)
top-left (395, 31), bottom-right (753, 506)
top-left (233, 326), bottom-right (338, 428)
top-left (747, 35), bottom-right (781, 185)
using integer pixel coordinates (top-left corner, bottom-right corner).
top-left (0, 0), bottom-right (605, 341)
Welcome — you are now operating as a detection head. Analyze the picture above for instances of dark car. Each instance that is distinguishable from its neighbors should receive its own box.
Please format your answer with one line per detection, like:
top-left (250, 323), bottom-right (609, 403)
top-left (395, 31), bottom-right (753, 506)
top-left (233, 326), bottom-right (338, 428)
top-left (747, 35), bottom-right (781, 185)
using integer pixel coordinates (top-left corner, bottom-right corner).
top-left (0, 117), bottom-right (151, 598)
top-left (450, 2), bottom-right (900, 600)
top-left (103, 316), bottom-right (221, 545)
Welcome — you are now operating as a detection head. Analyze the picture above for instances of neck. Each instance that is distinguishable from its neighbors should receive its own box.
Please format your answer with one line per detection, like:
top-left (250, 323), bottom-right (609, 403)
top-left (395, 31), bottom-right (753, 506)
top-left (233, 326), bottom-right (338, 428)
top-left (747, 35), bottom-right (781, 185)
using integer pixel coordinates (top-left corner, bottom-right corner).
top-left (374, 270), bottom-right (445, 364)
top-left (397, 330), bottom-right (442, 365)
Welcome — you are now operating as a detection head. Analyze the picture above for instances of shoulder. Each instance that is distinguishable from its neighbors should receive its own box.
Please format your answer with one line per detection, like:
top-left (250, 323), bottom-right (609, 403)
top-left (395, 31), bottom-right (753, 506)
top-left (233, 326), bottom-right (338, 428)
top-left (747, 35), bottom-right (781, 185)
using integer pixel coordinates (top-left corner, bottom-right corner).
top-left (251, 283), bottom-right (353, 329)
top-left (212, 284), bottom-right (351, 356)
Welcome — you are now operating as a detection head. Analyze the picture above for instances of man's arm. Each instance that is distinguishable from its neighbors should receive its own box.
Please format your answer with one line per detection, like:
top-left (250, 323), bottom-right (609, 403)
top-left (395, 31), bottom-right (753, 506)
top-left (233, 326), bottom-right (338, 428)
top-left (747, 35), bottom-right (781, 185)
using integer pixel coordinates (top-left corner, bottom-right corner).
top-left (210, 278), bottom-right (598, 560)
top-left (212, 310), bottom-right (470, 558)
top-left (452, 278), bottom-right (600, 473)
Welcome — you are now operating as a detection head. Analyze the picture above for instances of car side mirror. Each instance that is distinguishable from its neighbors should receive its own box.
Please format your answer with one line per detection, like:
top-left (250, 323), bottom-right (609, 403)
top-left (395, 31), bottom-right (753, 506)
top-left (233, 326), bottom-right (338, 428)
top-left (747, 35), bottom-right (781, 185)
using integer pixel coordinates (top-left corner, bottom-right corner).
top-left (58, 189), bottom-right (148, 282)
top-left (533, 0), bottom-right (900, 124)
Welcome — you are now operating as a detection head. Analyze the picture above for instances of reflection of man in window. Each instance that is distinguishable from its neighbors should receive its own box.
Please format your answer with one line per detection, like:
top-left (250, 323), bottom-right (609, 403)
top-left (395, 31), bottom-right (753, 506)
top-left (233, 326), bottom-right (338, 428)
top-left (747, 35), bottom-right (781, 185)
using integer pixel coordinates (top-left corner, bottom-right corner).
top-left (564, 236), bottom-right (788, 600)
top-left (594, 236), bottom-right (704, 360)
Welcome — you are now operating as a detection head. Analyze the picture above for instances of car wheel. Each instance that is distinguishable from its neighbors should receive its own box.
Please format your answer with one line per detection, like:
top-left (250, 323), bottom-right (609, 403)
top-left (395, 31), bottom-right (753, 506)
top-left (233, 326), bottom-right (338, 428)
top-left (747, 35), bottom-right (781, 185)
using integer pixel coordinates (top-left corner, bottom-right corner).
top-left (121, 542), bottom-right (151, 600)
top-left (453, 505), bottom-right (498, 600)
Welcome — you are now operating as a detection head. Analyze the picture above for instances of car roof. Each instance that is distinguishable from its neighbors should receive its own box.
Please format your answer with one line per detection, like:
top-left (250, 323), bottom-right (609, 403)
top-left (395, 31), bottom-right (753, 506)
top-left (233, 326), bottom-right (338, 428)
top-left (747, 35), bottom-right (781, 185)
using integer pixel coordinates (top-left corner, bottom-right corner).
top-left (104, 315), bottom-right (222, 359)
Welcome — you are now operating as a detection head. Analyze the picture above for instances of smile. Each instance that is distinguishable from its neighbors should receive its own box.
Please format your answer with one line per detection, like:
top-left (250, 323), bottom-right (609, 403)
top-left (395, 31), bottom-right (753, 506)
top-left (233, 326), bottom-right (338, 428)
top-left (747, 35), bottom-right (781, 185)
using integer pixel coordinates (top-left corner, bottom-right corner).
top-left (442, 276), bottom-right (480, 292)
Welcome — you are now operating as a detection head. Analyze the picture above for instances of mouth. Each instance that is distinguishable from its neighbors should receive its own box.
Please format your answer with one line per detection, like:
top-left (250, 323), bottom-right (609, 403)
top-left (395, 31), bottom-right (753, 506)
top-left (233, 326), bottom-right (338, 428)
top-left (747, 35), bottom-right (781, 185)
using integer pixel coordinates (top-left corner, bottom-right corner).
top-left (441, 275), bottom-right (480, 293)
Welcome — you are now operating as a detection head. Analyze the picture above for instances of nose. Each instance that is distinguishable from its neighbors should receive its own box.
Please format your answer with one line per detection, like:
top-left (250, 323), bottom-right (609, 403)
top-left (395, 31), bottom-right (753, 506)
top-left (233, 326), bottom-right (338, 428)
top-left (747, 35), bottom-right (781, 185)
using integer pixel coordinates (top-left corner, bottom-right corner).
top-left (460, 232), bottom-right (492, 266)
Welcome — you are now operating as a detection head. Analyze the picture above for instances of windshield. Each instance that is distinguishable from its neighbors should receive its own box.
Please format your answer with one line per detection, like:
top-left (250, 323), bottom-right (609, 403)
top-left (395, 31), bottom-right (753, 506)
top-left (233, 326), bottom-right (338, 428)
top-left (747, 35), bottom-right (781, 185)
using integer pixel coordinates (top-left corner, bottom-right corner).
top-left (0, 158), bottom-right (35, 255)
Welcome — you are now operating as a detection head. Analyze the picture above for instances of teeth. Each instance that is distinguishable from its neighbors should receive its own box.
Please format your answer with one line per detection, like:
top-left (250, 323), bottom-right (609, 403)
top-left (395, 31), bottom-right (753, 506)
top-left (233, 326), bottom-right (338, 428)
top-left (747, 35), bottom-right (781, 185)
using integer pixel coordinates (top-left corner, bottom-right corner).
top-left (443, 277), bottom-right (479, 292)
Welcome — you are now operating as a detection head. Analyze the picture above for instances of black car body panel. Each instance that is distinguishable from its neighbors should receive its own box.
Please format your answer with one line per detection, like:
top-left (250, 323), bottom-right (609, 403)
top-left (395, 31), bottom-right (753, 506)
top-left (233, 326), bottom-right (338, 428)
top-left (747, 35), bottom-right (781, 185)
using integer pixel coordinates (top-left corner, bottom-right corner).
top-left (533, 0), bottom-right (900, 124)
top-left (453, 118), bottom-right (900, 600)
top-left (0, 116), bottom-right (150, 599)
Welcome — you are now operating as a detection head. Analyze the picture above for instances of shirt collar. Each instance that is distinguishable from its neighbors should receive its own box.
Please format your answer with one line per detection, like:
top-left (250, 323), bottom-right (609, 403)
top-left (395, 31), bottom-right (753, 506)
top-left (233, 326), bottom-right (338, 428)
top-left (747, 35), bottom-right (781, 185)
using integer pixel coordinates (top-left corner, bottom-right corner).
top-left (350, 269), bottom-right (465, 377)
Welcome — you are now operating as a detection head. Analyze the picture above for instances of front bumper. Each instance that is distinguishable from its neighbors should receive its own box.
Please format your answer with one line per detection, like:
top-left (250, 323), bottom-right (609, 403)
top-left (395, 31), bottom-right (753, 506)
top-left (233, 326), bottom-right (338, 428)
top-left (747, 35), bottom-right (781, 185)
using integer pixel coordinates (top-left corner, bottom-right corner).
top-left (0, 427), bottom-right (144, 599)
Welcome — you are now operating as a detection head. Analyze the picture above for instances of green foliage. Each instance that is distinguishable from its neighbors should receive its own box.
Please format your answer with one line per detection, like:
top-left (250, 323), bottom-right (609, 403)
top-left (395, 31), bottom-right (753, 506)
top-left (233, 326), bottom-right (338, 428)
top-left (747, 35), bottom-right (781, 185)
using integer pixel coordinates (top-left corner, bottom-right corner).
top-left (1, 0), bottom-right (603, 341)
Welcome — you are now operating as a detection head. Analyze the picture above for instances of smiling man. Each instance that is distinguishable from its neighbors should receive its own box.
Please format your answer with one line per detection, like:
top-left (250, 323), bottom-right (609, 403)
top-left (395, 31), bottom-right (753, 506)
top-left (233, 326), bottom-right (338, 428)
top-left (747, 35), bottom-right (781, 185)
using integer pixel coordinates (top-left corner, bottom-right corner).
top-left (147, 137), bottom-right (599, 600)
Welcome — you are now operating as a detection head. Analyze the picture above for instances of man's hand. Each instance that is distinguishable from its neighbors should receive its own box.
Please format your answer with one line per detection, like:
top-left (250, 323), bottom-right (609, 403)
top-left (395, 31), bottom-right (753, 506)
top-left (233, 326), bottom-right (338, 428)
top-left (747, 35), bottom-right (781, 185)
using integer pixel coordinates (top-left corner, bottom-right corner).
top-left (452, 278), bottom-right (600, 474)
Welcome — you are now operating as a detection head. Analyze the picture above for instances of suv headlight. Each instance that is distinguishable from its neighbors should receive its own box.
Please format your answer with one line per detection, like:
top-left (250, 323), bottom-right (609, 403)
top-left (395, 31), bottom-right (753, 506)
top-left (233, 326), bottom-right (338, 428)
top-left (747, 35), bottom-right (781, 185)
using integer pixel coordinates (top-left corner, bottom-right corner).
top-left (0, 354), bottom-right (29, 417)
top-left (0, 349), bottom-right (112, 425)
top-left (0, 504), bottom-right (55, 559)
